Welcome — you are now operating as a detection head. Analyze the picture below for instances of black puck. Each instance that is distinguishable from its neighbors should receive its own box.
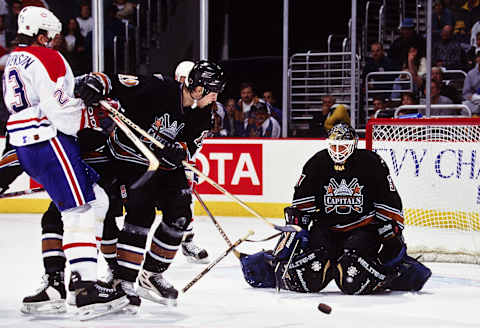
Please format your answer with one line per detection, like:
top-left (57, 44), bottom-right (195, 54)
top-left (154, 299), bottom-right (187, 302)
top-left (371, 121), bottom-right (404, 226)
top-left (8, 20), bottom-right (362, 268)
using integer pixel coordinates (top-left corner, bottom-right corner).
top-left (317, 302), bottom-right (332, 314)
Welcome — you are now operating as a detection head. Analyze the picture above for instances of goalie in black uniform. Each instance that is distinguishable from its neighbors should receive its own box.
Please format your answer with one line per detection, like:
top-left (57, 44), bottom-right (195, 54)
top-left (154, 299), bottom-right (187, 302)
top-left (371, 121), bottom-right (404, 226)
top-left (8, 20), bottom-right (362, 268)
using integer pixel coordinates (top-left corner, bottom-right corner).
top-left (240, 123), bottom-right (431, 295)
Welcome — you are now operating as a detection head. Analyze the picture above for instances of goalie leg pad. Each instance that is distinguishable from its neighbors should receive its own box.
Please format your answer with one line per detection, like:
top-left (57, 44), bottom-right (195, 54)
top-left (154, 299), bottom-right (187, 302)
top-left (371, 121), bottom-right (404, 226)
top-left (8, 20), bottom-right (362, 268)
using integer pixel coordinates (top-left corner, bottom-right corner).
top-left (386, 255), bottom-right (432, 291)
top-left (239, 251), bottom-right (276, 288)
top-left (277, 248), bottom-right (333, 293)
top-left (335, 250), bottom-right (388, 295)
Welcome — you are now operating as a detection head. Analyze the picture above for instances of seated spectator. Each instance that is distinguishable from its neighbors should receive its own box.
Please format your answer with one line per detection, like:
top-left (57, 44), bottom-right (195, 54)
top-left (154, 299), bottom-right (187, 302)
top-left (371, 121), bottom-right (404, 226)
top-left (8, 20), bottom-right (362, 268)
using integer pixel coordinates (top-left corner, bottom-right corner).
top-left (466, 31), bottom-right (480, 69)
top-left (113, 0), bottom-right (136, 23)
top-left (389, 18), bottom-right (426, 70)
top-left (391, 63), bottom-right (416, 100)
top-left (370, 96), bottom-right (389, 118)
top-left (431, 66), bottom-right (463, 103)
top-left (462, 49), bottom-right (480, 115)
top-left (221, 97), bottom-right (238, 137)
top-left (361, 42), bottom-right (397, 99)
top-left (309, 95), bottom-right (351, 137)
top-left (421, 79), bottom-right (457, 116)
top-left (432, 0), bottom-right (455, 40)
top-left (76, 2), bottom-right (94, 38)
top-left (401, 92), bottom-right (419, 105)
top-left (391, 45), bottom-right (426, 100)
top-left (262, 90), bottom-right (282, 126)
top-left (251, 102), bottom-right (281, 138)
top-left (61, 18), bottom-right (87, 75)
top-left (432, 24), bottom-right (468, 71)
top-left (5, 0), bottom-right (21, 48)
top-left (234, 82), bottom-right (261, 136)
top-left (453, 20), bottom-right (470, 51)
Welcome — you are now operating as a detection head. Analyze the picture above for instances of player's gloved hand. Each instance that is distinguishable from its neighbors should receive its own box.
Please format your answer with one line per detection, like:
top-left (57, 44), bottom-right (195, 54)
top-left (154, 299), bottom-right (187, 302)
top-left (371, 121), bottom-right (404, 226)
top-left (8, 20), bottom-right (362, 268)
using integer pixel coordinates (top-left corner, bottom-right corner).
top-left (155, 139), bottom-right (187, 170)
top-left (75, 72), bottom-right (111, 106)
top-left (284, 206), bottom-right (312, 229)
top-left (273, 228), bottom-right (310, 261)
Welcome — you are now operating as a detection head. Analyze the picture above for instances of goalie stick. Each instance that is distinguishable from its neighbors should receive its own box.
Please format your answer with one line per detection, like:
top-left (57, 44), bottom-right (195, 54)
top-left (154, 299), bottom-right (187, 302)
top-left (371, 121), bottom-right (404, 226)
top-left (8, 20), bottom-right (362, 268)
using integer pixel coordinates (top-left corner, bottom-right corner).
top-left (99, 100), bottom-right (300, 233)
top-left (181, 230), bottom-right (254, 294)
top-left (0, 187), bottom-right (45, 199)
top-left (108, 112), bottom-right (160, 189)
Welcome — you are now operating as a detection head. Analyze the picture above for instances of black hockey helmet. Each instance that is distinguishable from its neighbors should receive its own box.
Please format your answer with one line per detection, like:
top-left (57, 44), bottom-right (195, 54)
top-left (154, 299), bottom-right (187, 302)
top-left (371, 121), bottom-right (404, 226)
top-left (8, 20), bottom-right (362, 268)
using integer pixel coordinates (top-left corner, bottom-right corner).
top-left (186, 60), bottom-right (226, 96)
top-left (327, 123), bottom-right (358, 163)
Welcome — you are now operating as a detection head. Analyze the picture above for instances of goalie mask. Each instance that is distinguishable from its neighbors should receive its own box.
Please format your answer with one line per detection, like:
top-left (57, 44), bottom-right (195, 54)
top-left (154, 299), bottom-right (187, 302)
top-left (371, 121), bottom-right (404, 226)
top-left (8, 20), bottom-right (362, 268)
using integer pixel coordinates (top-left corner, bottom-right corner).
top-left (187, 60), bottom-right (226, 96)
top-left (327, 123), bottom-right (358, 164)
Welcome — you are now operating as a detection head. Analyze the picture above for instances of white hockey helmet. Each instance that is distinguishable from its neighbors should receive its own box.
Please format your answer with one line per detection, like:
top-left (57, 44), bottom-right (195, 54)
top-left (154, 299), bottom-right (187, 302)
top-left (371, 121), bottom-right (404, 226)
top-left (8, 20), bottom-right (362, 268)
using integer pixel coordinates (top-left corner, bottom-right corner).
top-left (175, 60), bottom-right (195, 82)
top-left (18, 6), bottom-right (62, 40)
top-left (327, 123), bottom-right (358, 164)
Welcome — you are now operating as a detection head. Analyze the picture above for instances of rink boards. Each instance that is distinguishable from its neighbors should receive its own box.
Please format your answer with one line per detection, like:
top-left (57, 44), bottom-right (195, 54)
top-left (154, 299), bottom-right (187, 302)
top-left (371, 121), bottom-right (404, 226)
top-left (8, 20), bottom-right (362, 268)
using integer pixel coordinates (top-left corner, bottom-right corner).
top-left (0, 137), bottom-right (335, 216)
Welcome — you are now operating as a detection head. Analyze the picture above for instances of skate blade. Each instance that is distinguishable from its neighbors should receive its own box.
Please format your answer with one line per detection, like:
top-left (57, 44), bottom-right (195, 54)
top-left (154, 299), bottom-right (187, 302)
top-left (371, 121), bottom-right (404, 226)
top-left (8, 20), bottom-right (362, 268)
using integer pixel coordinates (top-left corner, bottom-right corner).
top-left (21, 300), bottom-right (67, 315)
top-left (122, 304), bottom-right (140, 315)
top-left (76, 296), bottom-right (130, 321)
top-left (185, 256), bottom-right (210, 264)
top-left (136, 286), bottom-right (177, 307)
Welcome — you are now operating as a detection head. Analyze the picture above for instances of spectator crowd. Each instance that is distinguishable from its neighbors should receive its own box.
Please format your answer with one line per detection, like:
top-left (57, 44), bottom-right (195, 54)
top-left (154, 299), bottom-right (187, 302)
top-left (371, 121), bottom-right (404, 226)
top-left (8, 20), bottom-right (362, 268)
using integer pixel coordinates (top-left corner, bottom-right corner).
top-left (1, 0), bottom-right (480, 139)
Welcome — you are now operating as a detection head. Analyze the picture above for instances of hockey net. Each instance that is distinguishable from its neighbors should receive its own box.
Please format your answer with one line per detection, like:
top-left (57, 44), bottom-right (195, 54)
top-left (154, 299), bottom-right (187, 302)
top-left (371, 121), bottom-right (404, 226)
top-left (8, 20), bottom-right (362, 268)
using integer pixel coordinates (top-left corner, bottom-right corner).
top-left (366, 118), bottom-right (480, 264)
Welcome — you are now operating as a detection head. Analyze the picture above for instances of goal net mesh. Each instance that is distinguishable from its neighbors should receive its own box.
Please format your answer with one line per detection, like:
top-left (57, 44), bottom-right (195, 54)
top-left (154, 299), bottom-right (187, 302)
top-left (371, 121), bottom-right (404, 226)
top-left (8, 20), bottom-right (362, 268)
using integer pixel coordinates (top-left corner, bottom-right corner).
top-left (366, 118), bottom-right (480, 264)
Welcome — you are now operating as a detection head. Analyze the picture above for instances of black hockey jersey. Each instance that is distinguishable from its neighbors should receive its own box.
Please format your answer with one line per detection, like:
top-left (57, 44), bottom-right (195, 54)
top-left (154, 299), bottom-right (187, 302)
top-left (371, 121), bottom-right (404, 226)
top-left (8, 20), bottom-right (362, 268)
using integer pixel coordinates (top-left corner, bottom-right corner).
top-left (107, 74), bottom-right (213, 169)
top-left (292, 149), bottom-right (404, 232)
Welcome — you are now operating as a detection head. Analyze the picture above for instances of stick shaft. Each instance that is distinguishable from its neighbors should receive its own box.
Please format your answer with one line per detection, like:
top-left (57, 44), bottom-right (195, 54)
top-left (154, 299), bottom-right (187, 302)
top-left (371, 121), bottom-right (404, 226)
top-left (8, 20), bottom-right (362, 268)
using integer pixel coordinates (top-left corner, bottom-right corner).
top-left (181, 230), bottom-right (254, 293)
top-left (0, 188), bottom-right (45, 199)
top-left (100, 100), bottom-right (297, 232)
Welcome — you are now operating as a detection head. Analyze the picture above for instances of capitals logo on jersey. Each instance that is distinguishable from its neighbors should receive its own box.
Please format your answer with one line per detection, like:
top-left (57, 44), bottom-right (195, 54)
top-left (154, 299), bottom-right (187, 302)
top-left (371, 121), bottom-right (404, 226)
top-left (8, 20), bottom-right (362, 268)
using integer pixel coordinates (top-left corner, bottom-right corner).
top-left (324, 178), bottom-right (363, 214)
top-left (146, 113), bottom-right (185, 142)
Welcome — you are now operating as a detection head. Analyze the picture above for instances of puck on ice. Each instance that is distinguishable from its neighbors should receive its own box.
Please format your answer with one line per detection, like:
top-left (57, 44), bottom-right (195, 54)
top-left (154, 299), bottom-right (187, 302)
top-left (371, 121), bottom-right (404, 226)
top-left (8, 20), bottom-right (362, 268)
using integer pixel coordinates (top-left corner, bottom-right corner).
top-left (317, 303), bottom-right (332, 314)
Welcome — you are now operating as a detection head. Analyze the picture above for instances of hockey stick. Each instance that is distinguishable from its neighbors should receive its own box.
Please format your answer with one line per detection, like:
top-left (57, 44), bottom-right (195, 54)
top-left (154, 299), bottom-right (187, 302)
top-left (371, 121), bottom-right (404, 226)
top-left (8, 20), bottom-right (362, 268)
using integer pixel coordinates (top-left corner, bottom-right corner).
top-left (181, 230), bottom-right (254, 294)
top-left (108, 112), bottom-right (160, 189)
top-left (193, 188), bottom-right (281, 249)
top-left (0, 187), bottom-right (45, 199)
top-left (99, 100), bottom-right (299, 233)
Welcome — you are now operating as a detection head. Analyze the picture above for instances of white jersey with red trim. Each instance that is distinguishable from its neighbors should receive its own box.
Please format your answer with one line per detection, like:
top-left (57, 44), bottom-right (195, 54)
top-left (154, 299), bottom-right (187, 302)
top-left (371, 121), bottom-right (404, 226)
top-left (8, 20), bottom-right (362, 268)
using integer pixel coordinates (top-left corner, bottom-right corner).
top-left (3, 45), bottom-right (84, 146)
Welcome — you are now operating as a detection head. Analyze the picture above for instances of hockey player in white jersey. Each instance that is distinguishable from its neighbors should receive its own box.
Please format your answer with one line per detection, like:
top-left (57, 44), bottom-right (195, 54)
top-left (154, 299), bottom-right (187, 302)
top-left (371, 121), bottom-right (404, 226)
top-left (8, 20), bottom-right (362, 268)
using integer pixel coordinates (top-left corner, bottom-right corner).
top-left (2, 6), bottom-right (128, 320)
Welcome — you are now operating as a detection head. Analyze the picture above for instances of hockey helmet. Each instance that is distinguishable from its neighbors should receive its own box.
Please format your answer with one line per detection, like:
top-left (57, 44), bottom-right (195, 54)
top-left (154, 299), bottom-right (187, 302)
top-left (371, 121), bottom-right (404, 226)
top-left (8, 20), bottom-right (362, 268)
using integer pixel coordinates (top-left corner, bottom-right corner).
top-left (18, 6), bottom-right (62, 40)
top-left (327, 123), bottom-right (358, 164)
top-left (175, 60), bottom-right (195, 82)
top-left (187, 60), bottom-right (226, 96)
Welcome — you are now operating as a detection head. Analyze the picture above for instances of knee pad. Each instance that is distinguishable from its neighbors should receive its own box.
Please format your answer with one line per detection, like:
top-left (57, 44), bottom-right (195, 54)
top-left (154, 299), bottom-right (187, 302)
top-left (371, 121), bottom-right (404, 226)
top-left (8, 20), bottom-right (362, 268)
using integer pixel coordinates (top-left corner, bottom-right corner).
top-left (335, 250), bottom-right (388, 295)
top-left (89, 183), bottom-right (109, 223)
top-left (61, 204), bottom-right (95, 231)
top-left (239, 250), bottom-right (276, 288)
top-left (277, 248), bottom-right (332, 293)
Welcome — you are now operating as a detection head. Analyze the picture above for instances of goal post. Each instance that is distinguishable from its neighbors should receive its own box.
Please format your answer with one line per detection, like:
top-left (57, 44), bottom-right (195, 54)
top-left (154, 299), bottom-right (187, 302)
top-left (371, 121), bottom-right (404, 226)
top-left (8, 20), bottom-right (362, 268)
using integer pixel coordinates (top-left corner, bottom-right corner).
top-left (366, 118), bottom-right (480, 264)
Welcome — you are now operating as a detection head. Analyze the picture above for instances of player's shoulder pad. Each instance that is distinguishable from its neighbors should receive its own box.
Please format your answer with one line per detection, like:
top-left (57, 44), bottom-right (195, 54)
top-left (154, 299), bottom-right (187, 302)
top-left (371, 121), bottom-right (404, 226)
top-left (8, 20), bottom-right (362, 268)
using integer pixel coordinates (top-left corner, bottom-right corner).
top-left (356, 149), bottom-right (388, 170)
top-left (302, 149), bottom-right (329, 170)
top-left (19, 46), bottom-right (66, 82)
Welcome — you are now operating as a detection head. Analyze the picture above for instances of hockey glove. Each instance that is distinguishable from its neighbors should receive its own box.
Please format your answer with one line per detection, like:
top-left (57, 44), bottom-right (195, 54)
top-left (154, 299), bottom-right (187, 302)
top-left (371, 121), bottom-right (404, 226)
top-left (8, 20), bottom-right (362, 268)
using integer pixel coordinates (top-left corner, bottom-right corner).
top-left (75, 72), bottom-right (112, 106)
top-left (284, 206), bottom-right (312, 229)
top-left (272, 228), bottom-right (309, 261)
top-left (155, 139), bottom-right (187, 170)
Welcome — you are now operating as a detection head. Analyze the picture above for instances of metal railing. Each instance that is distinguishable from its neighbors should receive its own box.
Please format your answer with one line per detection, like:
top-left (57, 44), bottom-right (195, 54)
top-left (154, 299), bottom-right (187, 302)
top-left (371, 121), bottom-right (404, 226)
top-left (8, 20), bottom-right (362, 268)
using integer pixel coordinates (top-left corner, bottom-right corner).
top-left (288, 51), bottom-right (360, 132)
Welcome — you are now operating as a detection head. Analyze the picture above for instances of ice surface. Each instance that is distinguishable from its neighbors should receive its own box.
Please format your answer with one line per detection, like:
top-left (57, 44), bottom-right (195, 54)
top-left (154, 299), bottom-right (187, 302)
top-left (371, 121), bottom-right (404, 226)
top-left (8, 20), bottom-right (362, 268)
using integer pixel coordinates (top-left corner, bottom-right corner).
top-left (0, 213), bottom-right (479, 328)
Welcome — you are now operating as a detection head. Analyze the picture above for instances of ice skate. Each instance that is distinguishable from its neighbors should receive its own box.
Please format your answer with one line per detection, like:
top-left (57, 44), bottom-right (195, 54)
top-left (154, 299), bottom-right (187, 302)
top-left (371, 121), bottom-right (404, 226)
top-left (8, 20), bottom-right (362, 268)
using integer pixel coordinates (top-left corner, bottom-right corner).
top-left (136, 269), bottom-right (178, 306)
top-left (71, 272), bottom-right (129, 321)
top-left (21, 272), bottom-right (67, 315)
top-left (182, 232), bottom-right (209, 264)
top-left (113, 279), bottom-right (141, 314)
